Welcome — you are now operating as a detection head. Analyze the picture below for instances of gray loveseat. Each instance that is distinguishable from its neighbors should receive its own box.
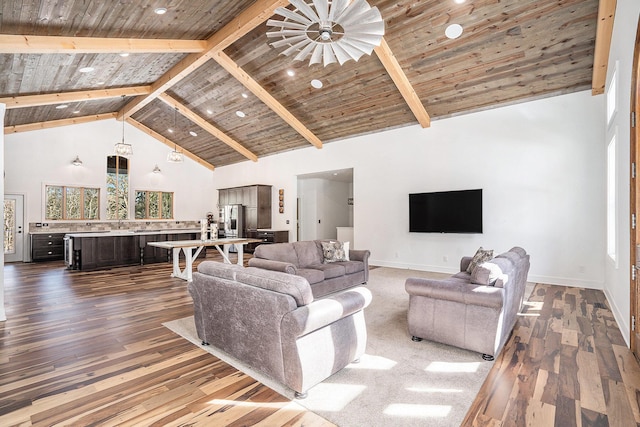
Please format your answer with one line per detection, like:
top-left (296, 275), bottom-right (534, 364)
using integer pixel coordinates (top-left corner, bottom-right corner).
top-left (405, 247), bottom-right (530, 359)
top-left (188, 261), bottom-right (372, 398)
top-left (248, 240), bottom-right (370, 298)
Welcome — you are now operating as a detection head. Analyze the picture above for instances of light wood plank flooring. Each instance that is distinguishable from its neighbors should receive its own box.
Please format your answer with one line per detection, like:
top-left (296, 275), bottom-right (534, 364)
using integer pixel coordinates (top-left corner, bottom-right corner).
top-left (1, 256), bottom-right (640, 426)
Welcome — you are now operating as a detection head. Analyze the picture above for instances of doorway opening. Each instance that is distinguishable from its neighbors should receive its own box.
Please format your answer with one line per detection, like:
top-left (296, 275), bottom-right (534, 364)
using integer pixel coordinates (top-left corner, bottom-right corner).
top-left (296, 168), bottom-right (353, 244)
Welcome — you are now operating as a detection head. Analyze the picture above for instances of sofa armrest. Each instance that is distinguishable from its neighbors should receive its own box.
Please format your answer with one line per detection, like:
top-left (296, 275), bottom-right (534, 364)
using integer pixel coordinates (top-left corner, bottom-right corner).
top-left (349, 249), bottom-right (370, 263)
top-left (248, 257), bottom-right (297, 274)
top-left (282, 287), bottom-right (372, 337)
top-left (405, 277), bottom-right (503, 309)
top-left (460, 256), bottom-right (472, 272)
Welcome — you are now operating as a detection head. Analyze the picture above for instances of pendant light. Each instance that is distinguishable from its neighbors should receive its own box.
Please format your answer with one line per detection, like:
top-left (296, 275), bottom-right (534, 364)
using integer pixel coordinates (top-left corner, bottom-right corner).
top-left (114, 95), bottom-right (133, 156)
top-left (167, 107), bottom-right (184, 163)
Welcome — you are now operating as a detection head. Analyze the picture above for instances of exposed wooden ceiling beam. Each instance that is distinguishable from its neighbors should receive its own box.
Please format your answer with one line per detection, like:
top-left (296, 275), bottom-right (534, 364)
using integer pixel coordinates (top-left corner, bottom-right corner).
top-left (157, 93), bottom-right (258, 162)
top-left (118, 0), bottom-right (290, 120)
top-left (125, 118), bottom-right (215, 171)
top-left (0, 86), bottom-right (152, 109)
top-left (592, 0), bottom-right (617, 95)
top-left (4, 112), bottom-right (116, 134)
top-left (0, 35), bottom-right (206, 54)
top-left (374, 38), bottom-right (431, 128)
top-left (213, 51), bottom-right (323, 149)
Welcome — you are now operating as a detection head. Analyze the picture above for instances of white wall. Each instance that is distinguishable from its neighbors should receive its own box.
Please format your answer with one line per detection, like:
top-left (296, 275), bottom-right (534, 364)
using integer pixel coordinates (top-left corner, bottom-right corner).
top-left (4, 119), bottom-right (216, 226)
top-left (604, 0), bottom-right (640, 345)
top-left (210, 90), bottom-right (606, 290)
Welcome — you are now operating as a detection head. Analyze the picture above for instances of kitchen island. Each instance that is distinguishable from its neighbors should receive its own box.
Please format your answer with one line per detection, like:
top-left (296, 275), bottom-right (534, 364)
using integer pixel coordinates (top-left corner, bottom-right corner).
top-left (65, 229), bottom-right (204, 271)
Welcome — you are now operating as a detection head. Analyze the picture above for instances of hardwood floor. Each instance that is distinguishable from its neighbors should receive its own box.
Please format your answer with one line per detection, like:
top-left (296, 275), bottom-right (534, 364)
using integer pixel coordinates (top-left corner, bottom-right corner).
top-left (1, 257), bottom-right (640, 426)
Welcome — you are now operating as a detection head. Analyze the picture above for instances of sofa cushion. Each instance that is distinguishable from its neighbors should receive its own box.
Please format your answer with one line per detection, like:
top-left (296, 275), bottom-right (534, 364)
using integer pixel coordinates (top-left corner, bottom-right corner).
top-left (296, 268), bottom-right (326, 285)
top-left (471, 260), bottom-right (505, 286)
top-left (197, 260), bottom-right (244, 280)
top-left (237, 267), bottom-right (313, 306)
top-left (254, 242), bottom-right (300, 266)
top-left (334, 260), bottom-right (364, 275)
top-left (293, 241), bottom-right (324, 267)
top-left (453, 271), bottom-right (471, 280)
top-left (466, 247), bottom-right (494, 273)
top-left (321, 241), bottom-right (348, 263)
top-left (305, 263), bottom-right (346, 279)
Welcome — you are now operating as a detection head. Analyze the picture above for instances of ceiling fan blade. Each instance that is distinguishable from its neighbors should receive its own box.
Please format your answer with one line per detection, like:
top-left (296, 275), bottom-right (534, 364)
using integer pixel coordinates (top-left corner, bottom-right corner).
top-left (339, 36), bottom-right (379, 54)
top-left (323, 44), bottom-right (337, 67)
top-left (344, 21), bottom-right (385, 37)
top-left (293, 41), bottom-right (317, 61)
top-left (269, 35), bottom-right (308, 49)
top-left (282, 38), bottom-right (312, 56)
top-left (266, 29), bottom-right (307, 39)
top-left (340, 7), bottom-right (384, 27)
top-left (330, 42), bottom-right (353, 65)
top-left (328, 0), bottom-right (349, 22)
top-left (309, 44), bottom-right (324, 65)
top-left (335, 40), bottom-right (367, 61)
top-left (312, 0), bottom-right (328, 22)
top-left (341, 32), bottom-right (384, 48)
top-left (334, 0), bottom-right (371, 26)
top-left (289, 0), bottom-right (320, 22)
top-left (273, 7), bottom-right (313, 25)
top-left (266, 19), bottom-right (308, 30)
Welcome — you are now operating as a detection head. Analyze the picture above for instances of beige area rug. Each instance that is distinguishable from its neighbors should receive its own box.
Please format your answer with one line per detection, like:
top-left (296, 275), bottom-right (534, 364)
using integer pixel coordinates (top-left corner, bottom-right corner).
top-left (164, 267), bottom-right (496, 427)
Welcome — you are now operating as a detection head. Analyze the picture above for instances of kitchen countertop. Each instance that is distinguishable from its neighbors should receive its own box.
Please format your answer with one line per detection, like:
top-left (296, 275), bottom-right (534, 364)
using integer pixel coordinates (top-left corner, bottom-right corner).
top-left (56, 229), bottom-right (201, 238)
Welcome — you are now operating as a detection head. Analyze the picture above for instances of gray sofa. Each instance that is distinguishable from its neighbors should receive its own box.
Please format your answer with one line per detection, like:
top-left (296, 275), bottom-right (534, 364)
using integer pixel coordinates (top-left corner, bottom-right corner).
top-left (405, 247), bottom-right (530, 359)
top-left (248, 240), bottom-right (370, 298)
top-left (188, 261), bottom-right (372, 398)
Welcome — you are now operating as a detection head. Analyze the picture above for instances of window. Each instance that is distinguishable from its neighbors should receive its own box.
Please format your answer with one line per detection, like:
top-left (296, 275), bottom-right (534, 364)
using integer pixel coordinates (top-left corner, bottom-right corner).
top-left (607, 132), bottom-right (617, 262)
top-left (606, 61), bottom-right (618, 126)
top-left (45, 185), bottom-right (100, 220)
top-left (135, 190), bottom-right (174, 219)
top-left (106, 155), bottom-right (129, 220)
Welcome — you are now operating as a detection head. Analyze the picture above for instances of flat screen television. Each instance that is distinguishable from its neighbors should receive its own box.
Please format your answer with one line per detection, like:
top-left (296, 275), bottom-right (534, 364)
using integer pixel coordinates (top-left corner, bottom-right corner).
top-left (409, 189), bottom-right (482, 233)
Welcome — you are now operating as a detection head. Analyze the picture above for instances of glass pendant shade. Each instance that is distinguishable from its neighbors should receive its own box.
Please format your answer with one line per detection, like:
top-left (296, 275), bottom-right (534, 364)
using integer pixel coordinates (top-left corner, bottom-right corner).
top-left (114, 111), bottom-right (132, 156)
top-left (167, 149), bottom-right (184, 163)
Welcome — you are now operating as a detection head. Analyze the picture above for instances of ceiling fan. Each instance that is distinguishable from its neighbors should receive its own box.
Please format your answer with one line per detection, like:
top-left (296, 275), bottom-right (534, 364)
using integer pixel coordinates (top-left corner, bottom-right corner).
top-left (266, 0), bottom-right (385, 67)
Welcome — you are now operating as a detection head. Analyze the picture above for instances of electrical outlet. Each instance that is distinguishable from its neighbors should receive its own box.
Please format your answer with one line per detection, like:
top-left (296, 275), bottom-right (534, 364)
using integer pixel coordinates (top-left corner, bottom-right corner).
top-left (36, 223), bottom-right (42, 227)
top-left (286, 220), bottom-right (290, 224)
top-left (443, 256), bottom-right (448, 262)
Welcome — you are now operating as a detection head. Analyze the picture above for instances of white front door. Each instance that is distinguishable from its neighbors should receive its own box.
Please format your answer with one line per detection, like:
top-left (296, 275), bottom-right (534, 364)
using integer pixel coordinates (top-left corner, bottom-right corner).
top-left (4, 194), bottom-right (25, 263)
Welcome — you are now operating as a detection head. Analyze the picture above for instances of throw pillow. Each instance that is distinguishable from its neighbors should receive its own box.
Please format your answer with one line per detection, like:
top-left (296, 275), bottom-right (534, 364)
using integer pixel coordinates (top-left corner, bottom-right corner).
top-left (322, 241), bottom-right (348, 263)
top-left (471, 261), bottom-right (503, 286)
top-left (466, 246), bottom-right (494, 273)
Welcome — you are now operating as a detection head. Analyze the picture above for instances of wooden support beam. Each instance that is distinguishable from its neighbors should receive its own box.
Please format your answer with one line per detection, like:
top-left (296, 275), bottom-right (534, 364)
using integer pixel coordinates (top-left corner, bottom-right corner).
top-left (4, 113), bottom-right (116, 134)
top-left (125, 118), bottom-right (215, 171)
top-left (213, 51), bottom-right (323, 149)
top-left (0, 86), bottom-right (152, 109)
top-left (374, 38), bottom-right (431, 128)
top-left (118, 0), bottom-right (289, 120)
top-left (0, 35), bottom-right (206, 53)
top-left (157, 93), bottom-right (258, 162)
top-left (592, 0), bottom-right (617, 95)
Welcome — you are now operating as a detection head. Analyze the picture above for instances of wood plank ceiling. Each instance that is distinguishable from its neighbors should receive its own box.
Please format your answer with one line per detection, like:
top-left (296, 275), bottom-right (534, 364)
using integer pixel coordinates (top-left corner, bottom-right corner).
top-left (0, 0), bottom-right (608, 170)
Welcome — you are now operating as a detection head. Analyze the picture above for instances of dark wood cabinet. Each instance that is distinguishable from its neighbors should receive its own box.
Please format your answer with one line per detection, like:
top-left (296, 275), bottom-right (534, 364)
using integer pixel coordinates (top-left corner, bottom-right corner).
top-left (74, 235), bottom-right (141, 270)
top-left (31, 233), bottom-right (65, 261)
top-left (218, 184), bottom-right (272, 235)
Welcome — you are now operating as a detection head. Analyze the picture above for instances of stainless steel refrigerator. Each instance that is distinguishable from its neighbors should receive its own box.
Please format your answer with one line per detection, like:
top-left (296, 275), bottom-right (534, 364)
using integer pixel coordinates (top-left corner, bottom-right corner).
top-left (222, 204), bottom-right (244, 252)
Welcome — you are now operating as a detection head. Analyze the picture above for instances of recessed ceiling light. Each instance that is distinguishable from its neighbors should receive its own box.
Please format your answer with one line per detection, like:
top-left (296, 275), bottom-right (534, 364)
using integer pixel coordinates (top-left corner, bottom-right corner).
top-left (96, 81), bottom-right (105, 85)
top-left (119, 52), bottom-right (130, 57)
top-left (73, 110), bottom-right (80, 114)
top-left (154, 7), bottom-right (167, 15)
top-left (206, 109), bottom-right (213, 115)
top-left (445, 23), bottom-right (464, 39)
top-left (79, 67), bottom-right (94, 73)
top-left (241, 93), bottom-right (249, 99)
top-left (236, 111), bottom-right (246, 118)
top-left (286, 69), bottom-right (295, 77)
top-left (454, 0), bottom-right (466, 4)
top-left (55, 104), bottom-right (68, 109)
top-left (168, 128), bottom-right (174, 133)
top-left (189, 131), bottom-right (198, 137)
top-left (311, 79), bottom-right (323, 89)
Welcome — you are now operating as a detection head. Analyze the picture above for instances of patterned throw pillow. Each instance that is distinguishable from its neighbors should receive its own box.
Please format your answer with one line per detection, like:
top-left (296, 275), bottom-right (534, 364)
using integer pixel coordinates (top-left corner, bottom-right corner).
top-left (321, 241), bottom-right (348, 263)
top-left (466, 246), bottom-right (494, 273)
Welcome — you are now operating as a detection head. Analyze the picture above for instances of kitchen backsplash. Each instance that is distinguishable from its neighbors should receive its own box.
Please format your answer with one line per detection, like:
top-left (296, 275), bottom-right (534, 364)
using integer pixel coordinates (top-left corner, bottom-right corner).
top-left (29, 220), bottom-right (203, 233)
